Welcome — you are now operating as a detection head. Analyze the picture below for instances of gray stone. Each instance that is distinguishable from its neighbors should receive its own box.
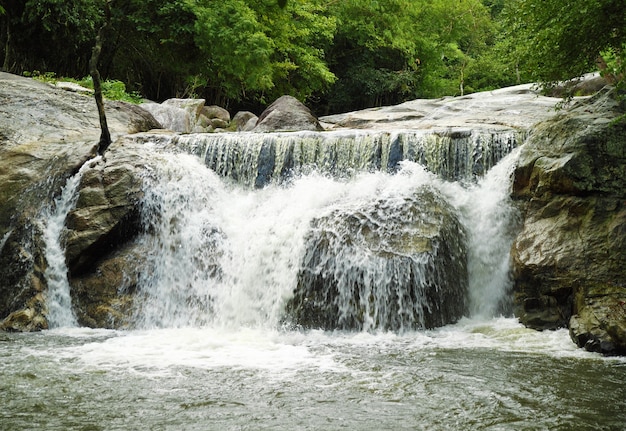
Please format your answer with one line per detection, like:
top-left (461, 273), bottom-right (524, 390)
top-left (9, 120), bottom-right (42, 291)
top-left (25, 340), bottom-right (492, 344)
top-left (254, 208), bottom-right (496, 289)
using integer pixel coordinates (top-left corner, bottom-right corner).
top-left (232, 111), bottom-right (258, 131)
top-left (320, 83), bottom-right (560, 132)
top-left (254, 95), bottom-right (324, 132)
top-left (141, 101), bottom-right (191, 133)
top-left (203, 105), bottom-right (230, 122)
top-left (511, 88), bottom-right (626, 354)
top-left (210, 118), bottom-right (230, 129)
top-left (0, 72), bottom-right (159, 331)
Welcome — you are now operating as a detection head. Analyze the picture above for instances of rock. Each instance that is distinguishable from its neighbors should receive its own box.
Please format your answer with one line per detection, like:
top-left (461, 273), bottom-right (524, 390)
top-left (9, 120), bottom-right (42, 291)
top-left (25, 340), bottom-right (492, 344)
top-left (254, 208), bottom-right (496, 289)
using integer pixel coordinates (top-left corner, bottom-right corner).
top-left (141, 101), bottom-right (191, 133)
top-left (254, 95), bottom-right (324, 132)
top-left (569, 286), bottom-right (626, 355)
top-left (0, 293), bottom-right (48, 331)
top-left (70, 241), bottom-right (146, 328)
top-left (53, 81), bottom-right (94, 95)
top-left (163, 98), bottom-right (207, 132)
top-left (210, 118), bottom-right (230, 129)
top-left (141, 99), bottom-right (226, 133)
top-left (107, 101), bottom-right (162, 134)
top-left (0, 72), bottom-right (159, 331)
top-left (232, 111), bottom-right (258, 131)
top-left (511, 88), bottom-right (626, 354)
top-left (64, 137), bottom-right (150, 275)
top-left (320, 83), bottom-right (560, 131)
top-left (285, 187), bottom-right (468, 331)
top-left (202, 105), bottom-right (230, 122)
top-left (546, 73), bottom-right (611, 98)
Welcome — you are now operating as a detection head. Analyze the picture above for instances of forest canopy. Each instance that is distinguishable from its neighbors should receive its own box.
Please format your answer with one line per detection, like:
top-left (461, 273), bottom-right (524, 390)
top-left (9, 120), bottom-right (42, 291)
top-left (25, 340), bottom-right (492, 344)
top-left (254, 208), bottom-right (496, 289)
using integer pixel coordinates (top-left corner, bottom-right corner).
top-left (1, 0), bottom-right (624, 114)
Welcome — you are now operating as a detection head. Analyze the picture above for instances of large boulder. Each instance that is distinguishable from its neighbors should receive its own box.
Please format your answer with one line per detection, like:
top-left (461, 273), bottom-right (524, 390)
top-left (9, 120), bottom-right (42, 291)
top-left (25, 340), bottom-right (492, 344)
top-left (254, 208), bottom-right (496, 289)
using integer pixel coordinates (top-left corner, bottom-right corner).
top-left (141, 99), bottom-right (232, 133)
top-left (63, 136), bottom-right (162, 328)
top-left (0, 72), bottom-right (159, 331)
top-left (285, 187), bottom-right (468, 331)
top-left (232, 111), bottom-right (258, 131)
top-left (254, 95), bottom-right (324, 132)
top-left (511, 89), bottom-right (626, 354)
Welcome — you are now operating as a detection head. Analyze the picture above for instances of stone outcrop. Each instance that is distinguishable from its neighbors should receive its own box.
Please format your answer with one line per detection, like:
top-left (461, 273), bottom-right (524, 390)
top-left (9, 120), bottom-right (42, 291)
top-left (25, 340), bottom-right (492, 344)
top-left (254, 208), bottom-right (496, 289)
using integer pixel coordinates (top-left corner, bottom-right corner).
top-left (320, 83), bottom-right (559, 131)
top-left (232, 111), bottom-right (258, 131)
top-left (285, 187), bottom-right (468, 331)
top-left (63, 136), bottom-right (166, 328)
top-left (140, 99), bottom-right (236, 133)
top-left (2, 70), bottom-right (624, 358)
top-left (0, 72), bottom-right (160, 330)
top-left (511, 89), bottom-right (626, 355)
top-left (254, 95), bottom-right (324, 132)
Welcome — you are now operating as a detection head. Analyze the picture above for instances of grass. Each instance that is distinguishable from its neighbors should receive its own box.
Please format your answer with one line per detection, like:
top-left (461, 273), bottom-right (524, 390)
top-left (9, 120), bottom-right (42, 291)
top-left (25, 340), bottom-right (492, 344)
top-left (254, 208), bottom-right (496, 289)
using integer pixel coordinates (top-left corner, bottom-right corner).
top-left (24, 71), bottom-right (143, 104)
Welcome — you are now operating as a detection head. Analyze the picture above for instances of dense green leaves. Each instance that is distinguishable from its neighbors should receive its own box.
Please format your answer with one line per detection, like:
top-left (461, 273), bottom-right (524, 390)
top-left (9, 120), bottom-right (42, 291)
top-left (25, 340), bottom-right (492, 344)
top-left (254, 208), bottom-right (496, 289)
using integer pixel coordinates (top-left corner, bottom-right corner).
top-left (192, 0), bottom-right (335, 106)
top-left (1, 0), bottom-right (622, 113)
top-left (506, 0), bottom-right (626, 90)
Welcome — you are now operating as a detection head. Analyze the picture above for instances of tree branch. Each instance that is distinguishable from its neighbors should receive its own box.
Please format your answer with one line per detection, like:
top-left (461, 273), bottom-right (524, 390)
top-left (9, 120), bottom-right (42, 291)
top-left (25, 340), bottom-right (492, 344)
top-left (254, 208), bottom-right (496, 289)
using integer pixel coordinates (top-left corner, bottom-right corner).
top-left (90, 1), bottom-right (112, 155)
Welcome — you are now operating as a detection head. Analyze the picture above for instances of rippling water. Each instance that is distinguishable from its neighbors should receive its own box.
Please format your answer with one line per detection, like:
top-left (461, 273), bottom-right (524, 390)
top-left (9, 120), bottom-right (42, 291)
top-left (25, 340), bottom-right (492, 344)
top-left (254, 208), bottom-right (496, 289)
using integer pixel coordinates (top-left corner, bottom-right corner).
top-left (2, 318), bottom-right (624, 430)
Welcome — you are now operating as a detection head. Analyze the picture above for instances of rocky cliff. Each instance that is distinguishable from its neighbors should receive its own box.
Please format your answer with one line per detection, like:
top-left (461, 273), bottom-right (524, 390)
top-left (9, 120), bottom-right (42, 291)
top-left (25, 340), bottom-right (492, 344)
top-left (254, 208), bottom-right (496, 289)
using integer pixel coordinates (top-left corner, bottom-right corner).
top-left (511, 89), bottom-right (626, 355)
top-left (0, 72), bottom-right (160, 330)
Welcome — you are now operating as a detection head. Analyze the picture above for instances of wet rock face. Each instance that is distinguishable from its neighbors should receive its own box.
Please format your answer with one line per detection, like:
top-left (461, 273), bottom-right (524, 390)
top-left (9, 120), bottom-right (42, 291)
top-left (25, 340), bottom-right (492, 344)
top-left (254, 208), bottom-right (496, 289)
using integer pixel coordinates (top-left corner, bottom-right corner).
top-left (62, 138), bottom-right (155, 328)
top-left (511, 89), bottom-right (626, 354)
top-left (286, 187), bottom-right (468, 331)
top-left (0, 72), bottom-right (159, 330)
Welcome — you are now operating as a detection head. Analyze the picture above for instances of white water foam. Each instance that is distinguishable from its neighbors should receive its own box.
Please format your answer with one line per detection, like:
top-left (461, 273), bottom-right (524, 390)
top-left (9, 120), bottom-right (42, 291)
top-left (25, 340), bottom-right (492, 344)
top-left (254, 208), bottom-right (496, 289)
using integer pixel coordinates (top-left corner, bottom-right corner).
top-left (0, 229), bottom-right (11, 254)
top-left (39, 316), bottom-right (621, 380)
top-left (43, 157), bottom-right (101, 328)
top-left (132, 147), bottom-right (519, 330)
top-left (441, 147), bottom-right (523, 317)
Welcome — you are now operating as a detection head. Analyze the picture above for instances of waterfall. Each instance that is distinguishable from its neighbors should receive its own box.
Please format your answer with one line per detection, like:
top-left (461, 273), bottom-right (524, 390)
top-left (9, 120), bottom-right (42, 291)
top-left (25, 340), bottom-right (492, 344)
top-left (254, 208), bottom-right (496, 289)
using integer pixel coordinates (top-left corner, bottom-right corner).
top-left (0, 230), bottom-right (11, 254)
top-left (442, 147), bottom-right (522, 317)
top-left (172, 129), bottom-right (522, 188)
top-left (131, 129), bottom-right (522, 330)
top-left (43, 157), bottom-right (100, 328)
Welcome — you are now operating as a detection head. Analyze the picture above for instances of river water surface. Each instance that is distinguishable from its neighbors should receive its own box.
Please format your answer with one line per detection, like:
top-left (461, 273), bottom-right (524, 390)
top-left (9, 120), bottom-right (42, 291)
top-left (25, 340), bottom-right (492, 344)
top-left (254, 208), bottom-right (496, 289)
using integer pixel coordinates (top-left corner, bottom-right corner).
top-left (2, 320), bottom-right (625, 430)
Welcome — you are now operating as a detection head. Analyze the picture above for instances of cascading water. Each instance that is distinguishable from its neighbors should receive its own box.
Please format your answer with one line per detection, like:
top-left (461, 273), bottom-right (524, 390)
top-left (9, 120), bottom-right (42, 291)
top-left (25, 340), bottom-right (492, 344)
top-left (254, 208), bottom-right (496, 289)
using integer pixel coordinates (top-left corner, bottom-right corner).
top-left (173, 129), bottom-right (521, 187)
top-left (130, 131), bottom-right (522, 330)
top-left (0, 230), bottom-right (10, 254)
top-left (458, 148), bottom-right (522, 317)
top-left (43, 157), bottom-right (101, 328)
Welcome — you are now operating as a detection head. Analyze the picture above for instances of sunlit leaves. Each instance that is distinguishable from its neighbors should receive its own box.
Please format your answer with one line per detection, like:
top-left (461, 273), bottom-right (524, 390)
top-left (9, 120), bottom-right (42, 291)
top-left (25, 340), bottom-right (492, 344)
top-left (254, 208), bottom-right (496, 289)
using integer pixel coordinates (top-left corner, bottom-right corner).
top-left (507, 0), bottom-right (626, 87)
top-left (191, 0), bottom-right (335, 103)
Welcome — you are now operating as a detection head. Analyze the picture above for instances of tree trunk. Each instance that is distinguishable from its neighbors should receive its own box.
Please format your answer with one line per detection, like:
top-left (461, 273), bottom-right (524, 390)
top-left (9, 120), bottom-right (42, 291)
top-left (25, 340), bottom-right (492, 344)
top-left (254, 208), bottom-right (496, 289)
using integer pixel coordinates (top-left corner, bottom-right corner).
top-left (2, 15), bottom-right (11, 71)
top-left (90, 2), bottom-right (112, 155)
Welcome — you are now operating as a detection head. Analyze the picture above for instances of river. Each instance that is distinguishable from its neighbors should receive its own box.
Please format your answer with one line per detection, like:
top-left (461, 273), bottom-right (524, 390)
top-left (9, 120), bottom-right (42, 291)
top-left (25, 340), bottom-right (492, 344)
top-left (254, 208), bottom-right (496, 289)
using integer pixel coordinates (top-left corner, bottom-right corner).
top-left (2, 321), bottom-right (625, 430)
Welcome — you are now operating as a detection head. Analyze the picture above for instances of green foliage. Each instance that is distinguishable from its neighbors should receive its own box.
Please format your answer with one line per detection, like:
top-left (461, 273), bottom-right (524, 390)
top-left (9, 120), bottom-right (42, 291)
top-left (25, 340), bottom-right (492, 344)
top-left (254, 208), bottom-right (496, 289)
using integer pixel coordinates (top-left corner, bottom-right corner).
top-left (506, 0), bottom-right (626, 90)
top-left (18, 0), bottom-right (102, 74)
top-left (191, 0), bottom-right (335, 105)
top-left (12, 0), bottom-right (621, 114)
top-left (100, 79), bottom-right (143, 103)
top-left (321, 0), bottom-right (497, 112)
top-left (106, 0), bottom-right (199, 100)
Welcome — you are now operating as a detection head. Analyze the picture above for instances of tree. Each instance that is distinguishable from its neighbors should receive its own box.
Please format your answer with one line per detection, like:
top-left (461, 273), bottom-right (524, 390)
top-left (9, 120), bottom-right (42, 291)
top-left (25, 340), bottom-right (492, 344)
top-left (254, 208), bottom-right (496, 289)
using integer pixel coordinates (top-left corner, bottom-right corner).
top-left (508, 0), bottom-right (626, 91)
top-left (90, 0), bottom-right (112, 155)
top-left (9, 0), bottom-right (100, 75)
top-left (191, 0), bottom-right (335, 107)
top-left (321, 0), bottom-right (494, 113)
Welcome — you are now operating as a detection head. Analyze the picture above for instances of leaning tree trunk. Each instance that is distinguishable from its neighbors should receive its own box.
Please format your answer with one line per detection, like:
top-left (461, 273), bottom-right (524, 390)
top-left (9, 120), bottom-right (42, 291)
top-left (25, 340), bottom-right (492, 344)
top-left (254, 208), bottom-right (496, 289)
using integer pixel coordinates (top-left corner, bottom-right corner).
top-left (90, 2), bottom-right (112, 155)
top-left (2, 13), bottom-right (11, 71)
